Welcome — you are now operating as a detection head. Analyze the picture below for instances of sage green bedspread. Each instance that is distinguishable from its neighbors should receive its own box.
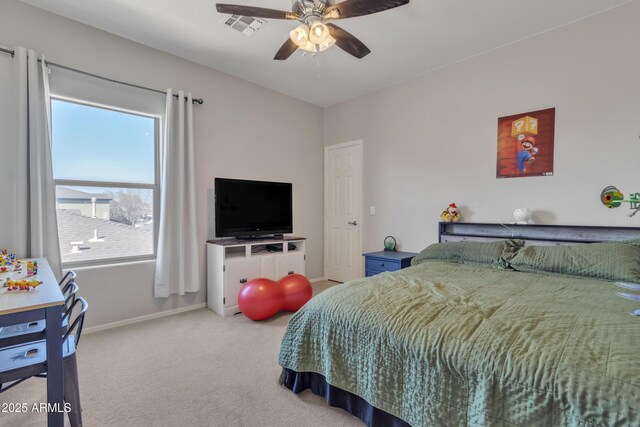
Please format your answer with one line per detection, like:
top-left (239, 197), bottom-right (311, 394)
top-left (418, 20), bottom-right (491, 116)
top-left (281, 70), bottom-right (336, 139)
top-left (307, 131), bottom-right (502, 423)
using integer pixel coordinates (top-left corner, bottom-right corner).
top-left (278, 261), bottom-right (640, 426)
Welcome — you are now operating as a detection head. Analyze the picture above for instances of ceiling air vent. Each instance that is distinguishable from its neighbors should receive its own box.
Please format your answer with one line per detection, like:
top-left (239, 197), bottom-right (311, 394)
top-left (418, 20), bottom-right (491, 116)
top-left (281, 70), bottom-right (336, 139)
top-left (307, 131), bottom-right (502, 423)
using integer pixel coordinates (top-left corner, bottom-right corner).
top-left (222, 15), bottom-right (266, 37)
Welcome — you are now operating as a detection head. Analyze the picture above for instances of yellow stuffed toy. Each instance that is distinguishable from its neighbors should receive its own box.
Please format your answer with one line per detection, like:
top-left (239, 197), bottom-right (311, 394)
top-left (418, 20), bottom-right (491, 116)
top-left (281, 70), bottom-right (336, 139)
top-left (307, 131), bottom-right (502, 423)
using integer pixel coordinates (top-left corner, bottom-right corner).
top-left (441, 203), bottom-right (461, 222)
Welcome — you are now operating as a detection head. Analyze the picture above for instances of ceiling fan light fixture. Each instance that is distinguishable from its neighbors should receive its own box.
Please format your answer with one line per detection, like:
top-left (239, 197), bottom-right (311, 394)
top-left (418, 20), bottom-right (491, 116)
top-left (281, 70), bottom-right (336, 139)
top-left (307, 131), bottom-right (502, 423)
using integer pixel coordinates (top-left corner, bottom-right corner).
top-left (290, 23), bottom-right (310, 48)
top-left (302, 40), bottom-right (317, 53)
top-left (309, 22), bottom-right (330, 44)
top-left (216, 0), bottom-right (412, 60)
top-left (318, 35), bottom-right (336, 52)
top-left (324, 9), bottom-right (341, 19)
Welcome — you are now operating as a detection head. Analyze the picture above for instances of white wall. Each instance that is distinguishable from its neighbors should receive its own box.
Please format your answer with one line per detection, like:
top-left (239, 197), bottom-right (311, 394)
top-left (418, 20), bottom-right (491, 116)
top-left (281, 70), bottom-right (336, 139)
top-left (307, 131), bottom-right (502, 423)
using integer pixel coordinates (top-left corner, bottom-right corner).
top-left (0, 0), bottom-right (324, 327)
top-left (323, 1), bottom-right (640, 254)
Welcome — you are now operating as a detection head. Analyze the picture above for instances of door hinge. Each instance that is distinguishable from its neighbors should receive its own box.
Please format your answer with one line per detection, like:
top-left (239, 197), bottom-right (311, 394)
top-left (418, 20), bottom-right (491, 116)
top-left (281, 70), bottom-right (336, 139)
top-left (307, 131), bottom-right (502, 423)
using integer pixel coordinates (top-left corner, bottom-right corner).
top-left (304, 255), bottom-right (306, 261)
top-left (223, 265), bottom-right (225, 272)
top-left (223, 297), bottom-right (226, 305)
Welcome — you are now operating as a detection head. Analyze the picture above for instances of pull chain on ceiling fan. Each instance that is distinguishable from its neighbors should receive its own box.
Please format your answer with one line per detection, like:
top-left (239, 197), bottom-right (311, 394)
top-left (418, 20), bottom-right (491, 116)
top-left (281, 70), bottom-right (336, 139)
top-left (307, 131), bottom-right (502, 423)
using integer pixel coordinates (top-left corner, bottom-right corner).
top-left (216, 0), bottom-right (410, 60)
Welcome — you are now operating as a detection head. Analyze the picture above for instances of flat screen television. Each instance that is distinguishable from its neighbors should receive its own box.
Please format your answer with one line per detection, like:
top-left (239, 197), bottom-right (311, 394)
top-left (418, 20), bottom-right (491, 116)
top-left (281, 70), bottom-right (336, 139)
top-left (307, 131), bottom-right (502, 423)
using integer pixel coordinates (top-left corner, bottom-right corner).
top-left (215, 178), bottom-right (293, 238)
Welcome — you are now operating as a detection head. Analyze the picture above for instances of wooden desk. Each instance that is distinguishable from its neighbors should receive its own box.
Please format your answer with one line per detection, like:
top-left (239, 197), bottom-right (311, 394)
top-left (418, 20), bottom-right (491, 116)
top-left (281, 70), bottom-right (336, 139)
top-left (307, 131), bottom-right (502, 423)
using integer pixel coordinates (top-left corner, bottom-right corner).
top-left (0, 258), bottom-right (65, 427)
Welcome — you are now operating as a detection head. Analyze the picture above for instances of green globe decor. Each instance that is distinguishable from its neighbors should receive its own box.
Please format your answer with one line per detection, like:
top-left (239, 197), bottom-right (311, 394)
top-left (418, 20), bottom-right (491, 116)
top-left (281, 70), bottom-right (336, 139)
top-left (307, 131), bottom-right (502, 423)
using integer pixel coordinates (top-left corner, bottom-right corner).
top-left (384, 236), bottom-right (397, 252)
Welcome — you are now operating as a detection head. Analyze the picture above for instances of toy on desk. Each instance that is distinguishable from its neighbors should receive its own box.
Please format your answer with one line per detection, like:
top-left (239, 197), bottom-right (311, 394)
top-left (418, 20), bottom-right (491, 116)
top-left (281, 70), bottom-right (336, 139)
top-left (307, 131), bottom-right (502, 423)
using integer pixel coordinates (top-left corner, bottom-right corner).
top-left (4, 278), bottom-right (42, 292)
top-left (25, 260), bottom-right (38, 276)
top-left (0, 249), bottom-right (38, 275)
top-left (0, 249), bottom-right (16, 262)
top-left (441, 203), bottom-right (461, 223)
top-left (0, 250), bottom-right (18, 272)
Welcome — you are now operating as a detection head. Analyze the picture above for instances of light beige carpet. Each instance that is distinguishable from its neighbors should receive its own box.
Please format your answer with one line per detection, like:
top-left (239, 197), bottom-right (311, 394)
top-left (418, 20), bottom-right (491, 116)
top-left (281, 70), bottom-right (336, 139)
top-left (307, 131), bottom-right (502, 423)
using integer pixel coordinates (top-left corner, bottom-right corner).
top-left (1, 281), bottom-right (362, 427)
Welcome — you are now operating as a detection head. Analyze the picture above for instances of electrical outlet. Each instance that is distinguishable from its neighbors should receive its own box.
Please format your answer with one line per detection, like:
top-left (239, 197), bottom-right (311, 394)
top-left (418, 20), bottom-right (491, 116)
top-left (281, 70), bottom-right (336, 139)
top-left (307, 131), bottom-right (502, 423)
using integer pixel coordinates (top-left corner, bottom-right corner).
top-left (370, 206), bottom-right (376, 215)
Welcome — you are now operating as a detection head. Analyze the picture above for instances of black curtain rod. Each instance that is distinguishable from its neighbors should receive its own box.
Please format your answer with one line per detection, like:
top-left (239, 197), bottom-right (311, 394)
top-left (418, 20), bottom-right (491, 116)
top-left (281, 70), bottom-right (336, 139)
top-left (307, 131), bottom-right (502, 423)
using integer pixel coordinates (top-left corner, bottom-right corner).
top-left (0, 46), bottom-right (204, 105)
top-left (0, 46), bottom-right (13, 56)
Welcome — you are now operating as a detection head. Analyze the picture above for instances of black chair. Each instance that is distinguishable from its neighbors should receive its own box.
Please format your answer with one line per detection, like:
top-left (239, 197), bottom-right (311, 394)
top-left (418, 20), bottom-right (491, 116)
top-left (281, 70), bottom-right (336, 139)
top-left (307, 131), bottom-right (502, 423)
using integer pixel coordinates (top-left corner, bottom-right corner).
top-left (58, 271), bottom-right (78, 292)
top-left (0, 271), bottom-right (78, 349)
top-left (0, 297), bottom-right (88, 427)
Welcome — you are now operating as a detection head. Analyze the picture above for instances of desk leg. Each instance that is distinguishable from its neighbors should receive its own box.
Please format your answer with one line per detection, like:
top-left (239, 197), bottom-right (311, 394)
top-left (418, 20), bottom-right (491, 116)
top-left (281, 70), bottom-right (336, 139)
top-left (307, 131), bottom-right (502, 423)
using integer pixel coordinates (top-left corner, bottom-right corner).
top-left (45, 305), bottom-right (64, 427)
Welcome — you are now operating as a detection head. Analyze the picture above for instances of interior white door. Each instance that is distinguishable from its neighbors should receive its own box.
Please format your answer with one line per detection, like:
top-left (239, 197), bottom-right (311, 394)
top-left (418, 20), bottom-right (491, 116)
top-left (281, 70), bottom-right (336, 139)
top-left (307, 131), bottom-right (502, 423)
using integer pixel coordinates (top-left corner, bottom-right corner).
top-left (325, 141), bottom-right (362, 283)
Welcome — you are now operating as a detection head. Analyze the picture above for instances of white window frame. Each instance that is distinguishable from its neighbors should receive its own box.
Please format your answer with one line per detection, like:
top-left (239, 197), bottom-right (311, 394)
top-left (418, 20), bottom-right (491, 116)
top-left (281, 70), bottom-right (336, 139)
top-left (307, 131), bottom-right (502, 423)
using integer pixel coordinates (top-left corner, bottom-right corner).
top-left (51, 96), bottom-right (161, 268)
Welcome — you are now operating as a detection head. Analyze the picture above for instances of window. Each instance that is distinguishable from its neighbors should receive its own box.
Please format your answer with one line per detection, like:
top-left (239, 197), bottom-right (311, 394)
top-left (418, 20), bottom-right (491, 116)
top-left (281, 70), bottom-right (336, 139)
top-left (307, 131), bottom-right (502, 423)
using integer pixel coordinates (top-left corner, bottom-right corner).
top-left (51, 98), bottom-right (159, 266)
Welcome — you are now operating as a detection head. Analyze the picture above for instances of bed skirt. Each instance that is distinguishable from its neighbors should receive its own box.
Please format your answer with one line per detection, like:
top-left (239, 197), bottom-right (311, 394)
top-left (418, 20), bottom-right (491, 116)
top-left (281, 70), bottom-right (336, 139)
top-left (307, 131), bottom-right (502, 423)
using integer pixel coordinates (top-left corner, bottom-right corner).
top-left (280, 368), bottom-right (411, 427)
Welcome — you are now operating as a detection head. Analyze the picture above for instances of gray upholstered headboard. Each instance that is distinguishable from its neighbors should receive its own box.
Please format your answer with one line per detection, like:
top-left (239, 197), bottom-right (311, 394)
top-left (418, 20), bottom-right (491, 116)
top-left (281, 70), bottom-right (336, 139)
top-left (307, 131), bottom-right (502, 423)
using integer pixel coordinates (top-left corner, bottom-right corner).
top-left (439, 222), bottom-right (640, 317)
top-left (438, 222), bottom-right (640, 246)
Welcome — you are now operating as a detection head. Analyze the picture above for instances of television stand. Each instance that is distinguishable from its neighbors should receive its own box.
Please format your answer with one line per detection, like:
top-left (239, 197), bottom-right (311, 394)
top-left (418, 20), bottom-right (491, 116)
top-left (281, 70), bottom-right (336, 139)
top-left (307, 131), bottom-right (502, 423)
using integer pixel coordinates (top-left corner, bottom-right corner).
top-left (236, 234), bottom-right (284, 241)
top-left (206, 236), bottom-right (306, 317)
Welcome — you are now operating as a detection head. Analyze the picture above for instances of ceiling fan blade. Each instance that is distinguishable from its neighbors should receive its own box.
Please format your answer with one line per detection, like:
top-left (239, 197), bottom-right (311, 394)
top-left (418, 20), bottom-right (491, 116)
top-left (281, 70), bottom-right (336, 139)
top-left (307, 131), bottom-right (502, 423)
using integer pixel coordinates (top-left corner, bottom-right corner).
top-left (274, 38), bottom-right (299, 60)
top-left (325, 0), bottom-right (409, 20)
top-left (326, 24), bottom-right (371, 59)
top-left (216, 4), bottom-right (299, 20)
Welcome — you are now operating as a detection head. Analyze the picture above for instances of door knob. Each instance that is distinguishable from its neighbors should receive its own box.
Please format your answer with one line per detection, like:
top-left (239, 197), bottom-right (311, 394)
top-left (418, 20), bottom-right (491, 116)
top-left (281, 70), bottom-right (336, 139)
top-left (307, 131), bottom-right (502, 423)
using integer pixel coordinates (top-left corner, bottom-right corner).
top-left (348, 221), bottom-right (358, 226)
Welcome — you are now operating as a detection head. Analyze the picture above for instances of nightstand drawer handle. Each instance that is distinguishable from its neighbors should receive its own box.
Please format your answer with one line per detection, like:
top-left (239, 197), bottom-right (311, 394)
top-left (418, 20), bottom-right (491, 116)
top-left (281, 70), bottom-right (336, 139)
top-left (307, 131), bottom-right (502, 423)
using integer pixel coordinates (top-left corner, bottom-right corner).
top-left (240, 278), bottom-right (248, 284)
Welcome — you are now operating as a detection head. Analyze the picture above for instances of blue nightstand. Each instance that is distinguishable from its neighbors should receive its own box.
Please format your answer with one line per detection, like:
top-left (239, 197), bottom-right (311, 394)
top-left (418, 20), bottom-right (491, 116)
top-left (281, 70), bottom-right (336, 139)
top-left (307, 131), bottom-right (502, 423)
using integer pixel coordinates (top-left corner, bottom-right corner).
top-left (363, 251), bottom-right (418, 277)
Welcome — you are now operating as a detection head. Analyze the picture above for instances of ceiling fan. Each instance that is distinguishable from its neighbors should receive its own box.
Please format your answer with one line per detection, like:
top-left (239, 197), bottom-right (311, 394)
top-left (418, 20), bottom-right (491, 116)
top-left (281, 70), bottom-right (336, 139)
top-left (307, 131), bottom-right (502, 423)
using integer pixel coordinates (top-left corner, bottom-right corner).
top-left (216, 0), bottom-right (410, 60)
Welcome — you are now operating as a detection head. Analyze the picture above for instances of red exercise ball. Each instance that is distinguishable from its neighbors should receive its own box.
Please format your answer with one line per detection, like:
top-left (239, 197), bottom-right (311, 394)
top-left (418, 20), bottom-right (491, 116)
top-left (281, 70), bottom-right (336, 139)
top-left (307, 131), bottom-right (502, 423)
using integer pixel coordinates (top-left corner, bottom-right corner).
top-left (238, 278), bottom-right (282, 321)
top-left (278, 274), bottom-right (312, 312)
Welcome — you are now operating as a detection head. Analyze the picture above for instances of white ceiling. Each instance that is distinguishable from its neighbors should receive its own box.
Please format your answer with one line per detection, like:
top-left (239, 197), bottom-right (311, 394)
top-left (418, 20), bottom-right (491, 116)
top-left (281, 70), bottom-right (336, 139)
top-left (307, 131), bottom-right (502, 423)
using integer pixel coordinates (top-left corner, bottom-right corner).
top-left (19, 0), bottom-right (631, 107)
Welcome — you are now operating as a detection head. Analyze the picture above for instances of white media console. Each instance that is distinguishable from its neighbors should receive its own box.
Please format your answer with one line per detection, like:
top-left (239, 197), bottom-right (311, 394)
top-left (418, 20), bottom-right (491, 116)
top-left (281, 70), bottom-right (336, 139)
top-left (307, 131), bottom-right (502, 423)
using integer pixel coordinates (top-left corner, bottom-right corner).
top-left (207, 237), bottom-right (306, 317)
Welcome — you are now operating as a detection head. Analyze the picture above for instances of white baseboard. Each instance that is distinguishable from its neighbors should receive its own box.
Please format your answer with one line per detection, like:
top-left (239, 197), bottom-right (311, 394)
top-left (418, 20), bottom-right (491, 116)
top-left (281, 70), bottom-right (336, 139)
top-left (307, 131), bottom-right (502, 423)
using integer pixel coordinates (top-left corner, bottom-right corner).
top-left (86, 279), bottom-right (326, 334)
top-left (84, 302), bottom-right (207, 335)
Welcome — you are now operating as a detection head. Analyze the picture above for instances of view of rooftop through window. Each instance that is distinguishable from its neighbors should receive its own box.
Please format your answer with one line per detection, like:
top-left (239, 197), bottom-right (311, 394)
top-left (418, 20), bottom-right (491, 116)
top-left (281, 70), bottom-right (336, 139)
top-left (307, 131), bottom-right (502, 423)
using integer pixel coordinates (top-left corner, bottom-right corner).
top-left (51, 99), bottom-right (157, 264)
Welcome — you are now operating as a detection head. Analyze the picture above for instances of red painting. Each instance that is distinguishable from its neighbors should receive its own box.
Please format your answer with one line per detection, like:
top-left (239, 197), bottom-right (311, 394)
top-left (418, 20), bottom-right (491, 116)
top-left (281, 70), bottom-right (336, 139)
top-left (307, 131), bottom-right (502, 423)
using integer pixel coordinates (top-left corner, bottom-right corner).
top-left (496, 108), bottom-right (555, 179)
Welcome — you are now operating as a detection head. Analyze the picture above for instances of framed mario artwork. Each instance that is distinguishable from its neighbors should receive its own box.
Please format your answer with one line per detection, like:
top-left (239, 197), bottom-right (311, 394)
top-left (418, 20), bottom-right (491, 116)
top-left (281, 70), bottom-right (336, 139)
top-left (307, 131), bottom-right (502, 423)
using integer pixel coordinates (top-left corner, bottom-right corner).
top-left (496, 108), bottom-right (555, 179)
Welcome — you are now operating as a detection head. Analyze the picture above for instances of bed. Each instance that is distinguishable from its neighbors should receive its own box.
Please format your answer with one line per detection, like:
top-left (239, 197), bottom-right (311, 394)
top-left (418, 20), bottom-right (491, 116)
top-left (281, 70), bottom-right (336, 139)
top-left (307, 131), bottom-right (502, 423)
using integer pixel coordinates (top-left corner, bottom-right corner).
top-left (278, 223), bottom-right (640, 426)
